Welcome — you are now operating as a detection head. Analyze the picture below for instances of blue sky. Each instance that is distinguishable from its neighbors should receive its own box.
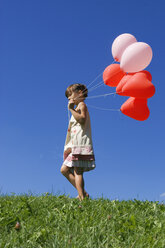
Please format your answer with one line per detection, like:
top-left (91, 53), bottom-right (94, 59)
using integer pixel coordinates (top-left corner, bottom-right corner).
top-left (0, 0), bottom-right (165, 201)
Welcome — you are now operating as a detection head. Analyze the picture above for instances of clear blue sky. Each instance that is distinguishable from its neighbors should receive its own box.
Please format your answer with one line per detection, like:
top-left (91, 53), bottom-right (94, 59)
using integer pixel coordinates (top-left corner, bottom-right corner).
top-left (0, 0), bottom-right (165, 201)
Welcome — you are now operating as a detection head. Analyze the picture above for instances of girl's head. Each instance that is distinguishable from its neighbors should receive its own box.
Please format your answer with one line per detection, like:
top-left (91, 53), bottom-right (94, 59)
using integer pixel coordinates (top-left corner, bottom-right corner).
top-left (65, 84), bottom-right (88, 104)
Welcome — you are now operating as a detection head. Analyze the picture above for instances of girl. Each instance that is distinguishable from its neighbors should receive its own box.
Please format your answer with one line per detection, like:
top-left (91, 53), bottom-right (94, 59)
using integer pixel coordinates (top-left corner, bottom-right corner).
top-left (60, 83), bottom-right (96, 200)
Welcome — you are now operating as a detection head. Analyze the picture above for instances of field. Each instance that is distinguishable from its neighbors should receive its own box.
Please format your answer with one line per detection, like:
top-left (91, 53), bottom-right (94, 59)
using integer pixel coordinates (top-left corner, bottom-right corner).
top-left (0, 194), bottom-right (165, 248)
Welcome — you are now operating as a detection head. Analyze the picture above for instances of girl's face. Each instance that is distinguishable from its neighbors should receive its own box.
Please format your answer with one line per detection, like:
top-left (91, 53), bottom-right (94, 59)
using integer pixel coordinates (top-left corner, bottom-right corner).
top-left (68, 90), bottom-right (84, 105)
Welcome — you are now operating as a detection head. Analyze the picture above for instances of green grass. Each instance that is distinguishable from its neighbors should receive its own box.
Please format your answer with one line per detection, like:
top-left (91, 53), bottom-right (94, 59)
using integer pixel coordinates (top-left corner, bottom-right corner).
top-left (0, 194), bottom-right (165, 248)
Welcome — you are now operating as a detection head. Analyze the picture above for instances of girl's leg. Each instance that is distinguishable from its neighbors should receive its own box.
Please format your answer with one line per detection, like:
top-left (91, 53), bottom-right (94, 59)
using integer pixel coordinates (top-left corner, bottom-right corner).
top-left (74, 167), bottom-right (85, 200)
top-left (60, 165), bottom-right (88, 198)
top-left (60, 165), bottom-right (76, 188)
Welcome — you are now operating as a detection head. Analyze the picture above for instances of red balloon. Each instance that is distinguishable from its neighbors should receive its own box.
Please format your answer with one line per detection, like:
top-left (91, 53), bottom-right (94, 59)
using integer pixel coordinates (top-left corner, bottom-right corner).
top-left (103, 64), bottom-right (126, 87)
top-left (122, 71), bottom-right (155, 98)
top-left (143, 70), bottom-right (152, 81)
top-left (116, 74), bottom-right (133, 95)
top-left (120, 97), bottom-right (150, 121)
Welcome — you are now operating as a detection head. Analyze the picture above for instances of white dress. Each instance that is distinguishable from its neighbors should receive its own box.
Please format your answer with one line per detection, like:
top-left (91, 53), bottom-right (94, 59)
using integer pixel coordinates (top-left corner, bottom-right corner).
top-left (63, 107), bottom-right (96, 172)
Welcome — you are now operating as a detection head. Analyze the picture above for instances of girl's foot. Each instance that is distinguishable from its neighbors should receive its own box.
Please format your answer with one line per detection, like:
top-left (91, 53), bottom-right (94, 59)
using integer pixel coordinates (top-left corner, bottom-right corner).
top-left (76, 192), bottom-right (89, 200)
top-left (84, 192), bottom-right (89, 198)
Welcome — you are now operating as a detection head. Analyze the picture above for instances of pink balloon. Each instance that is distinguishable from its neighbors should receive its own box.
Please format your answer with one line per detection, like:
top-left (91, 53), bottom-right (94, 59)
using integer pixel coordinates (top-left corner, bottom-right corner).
top-left (120, 42), bottom-right (153, 73)
top-left (111, 33), bottom-right (137, 62)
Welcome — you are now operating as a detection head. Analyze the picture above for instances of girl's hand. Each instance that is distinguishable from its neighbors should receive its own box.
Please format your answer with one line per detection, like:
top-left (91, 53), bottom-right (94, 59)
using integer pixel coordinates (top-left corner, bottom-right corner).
top-left (68, 99), bottom-right (75, 110)
top-left (63, 148), bottom-right (71, 160)
top-left (68, 102), bottom-right (87, 124)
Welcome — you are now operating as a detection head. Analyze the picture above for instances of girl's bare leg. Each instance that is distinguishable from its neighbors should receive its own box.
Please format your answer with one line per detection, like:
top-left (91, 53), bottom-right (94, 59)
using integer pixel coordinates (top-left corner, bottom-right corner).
top-left (60, 165), bottom-right (88, 197)
top-left (60, 165), bottom-right (76, 188)
top-left (74, 167), bottom-right (85, 200)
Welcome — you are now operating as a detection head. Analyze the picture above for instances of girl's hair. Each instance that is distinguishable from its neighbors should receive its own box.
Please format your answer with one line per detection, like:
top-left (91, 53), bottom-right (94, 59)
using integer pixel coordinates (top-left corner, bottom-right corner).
top-left (65, 84), bottom-right (88, 98)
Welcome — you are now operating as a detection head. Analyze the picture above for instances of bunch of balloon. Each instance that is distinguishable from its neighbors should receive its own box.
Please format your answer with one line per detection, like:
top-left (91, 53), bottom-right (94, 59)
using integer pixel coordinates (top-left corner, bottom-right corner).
top-left (103, 33), bottom-right (155, 121)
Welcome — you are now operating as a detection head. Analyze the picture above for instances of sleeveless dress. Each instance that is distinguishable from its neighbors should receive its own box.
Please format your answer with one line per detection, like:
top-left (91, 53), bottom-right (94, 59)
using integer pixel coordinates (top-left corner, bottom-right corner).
top-left (63, 107), bottom-right (96, 172)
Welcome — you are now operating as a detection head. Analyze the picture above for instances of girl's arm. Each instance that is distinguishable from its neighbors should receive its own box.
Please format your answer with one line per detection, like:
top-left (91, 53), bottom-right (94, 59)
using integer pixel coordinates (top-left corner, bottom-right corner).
top-left (68, 101), bottom-right (87, 125)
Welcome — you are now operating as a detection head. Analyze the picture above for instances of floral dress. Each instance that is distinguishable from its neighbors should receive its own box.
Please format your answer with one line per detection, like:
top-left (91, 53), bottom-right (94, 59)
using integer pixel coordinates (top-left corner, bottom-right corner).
top-left (63, 107), bottom-right (96, 172)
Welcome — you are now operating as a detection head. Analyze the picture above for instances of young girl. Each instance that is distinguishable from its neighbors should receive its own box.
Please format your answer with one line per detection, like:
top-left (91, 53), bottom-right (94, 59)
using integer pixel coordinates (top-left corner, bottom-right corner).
top-left (60, 83), bottom-right (96, 200)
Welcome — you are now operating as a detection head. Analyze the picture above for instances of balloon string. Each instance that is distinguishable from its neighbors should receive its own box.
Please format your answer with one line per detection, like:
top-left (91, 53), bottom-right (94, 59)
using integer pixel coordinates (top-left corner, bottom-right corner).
top-left (86, 71), bottom-right (103, 90)
top-left (74, 91), bottom-right (118, 102)
top-left (87, 104), bottom-right (120, 112)
top-left (81, 59), bottom-right (116, 96)
top-left (87, 91), bottom-right (117, 99)
top-left (87, 80), bottom-right (104, 93)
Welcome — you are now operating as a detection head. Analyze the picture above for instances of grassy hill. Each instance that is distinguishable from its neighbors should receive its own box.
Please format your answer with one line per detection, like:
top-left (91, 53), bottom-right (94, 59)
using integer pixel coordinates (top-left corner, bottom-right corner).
top-left (0, 194), bottom-right (165, 248)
